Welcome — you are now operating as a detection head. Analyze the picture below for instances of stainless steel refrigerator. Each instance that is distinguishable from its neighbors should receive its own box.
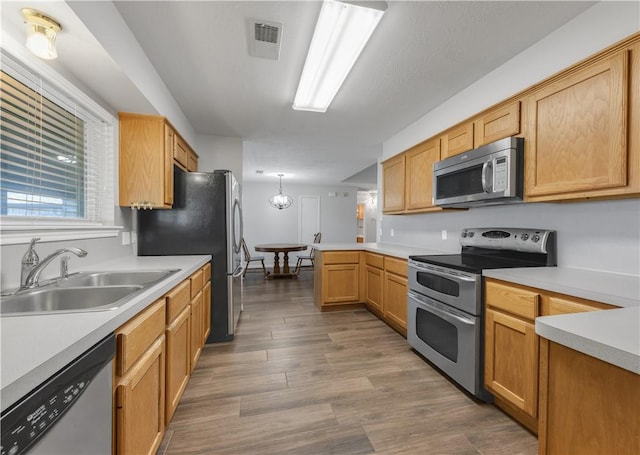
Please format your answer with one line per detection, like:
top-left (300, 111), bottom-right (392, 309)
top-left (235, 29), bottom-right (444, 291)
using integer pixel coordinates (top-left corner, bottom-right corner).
top-left (136, 168), bottom-right (243, 343)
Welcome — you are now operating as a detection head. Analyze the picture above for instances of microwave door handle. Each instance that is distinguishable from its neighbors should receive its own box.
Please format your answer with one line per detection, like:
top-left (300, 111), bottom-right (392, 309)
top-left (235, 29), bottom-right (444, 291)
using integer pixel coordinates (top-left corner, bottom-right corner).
top-left (410, 292), bottom-right (475, 326)
top-left (481, 162), bottom-right (492, 193)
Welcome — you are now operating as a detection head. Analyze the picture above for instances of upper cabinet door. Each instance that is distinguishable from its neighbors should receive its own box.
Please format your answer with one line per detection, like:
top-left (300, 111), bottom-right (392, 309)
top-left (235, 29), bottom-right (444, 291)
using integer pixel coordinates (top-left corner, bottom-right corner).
top-left (405, 138), bottom-right (440, 211)
top-left (441, 122), bottom-right (474, 159)
top-left (525, 50), bottom-right (629, 200)
top-left (475, 101), bottom-right (521, 147)
top-left (382, 154), bottom-right (406, 213)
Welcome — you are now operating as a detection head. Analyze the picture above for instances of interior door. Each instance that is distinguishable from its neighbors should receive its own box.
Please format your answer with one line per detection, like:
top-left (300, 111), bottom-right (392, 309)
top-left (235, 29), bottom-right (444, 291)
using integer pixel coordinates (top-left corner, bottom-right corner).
top-left (299, 195), bottom-right (320, 244)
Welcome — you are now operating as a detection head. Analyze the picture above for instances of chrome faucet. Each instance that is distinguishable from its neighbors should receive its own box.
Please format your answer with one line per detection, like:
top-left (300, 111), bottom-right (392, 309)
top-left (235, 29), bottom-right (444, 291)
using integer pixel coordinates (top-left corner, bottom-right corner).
top-left (20, 238), bottom-right (88, 290)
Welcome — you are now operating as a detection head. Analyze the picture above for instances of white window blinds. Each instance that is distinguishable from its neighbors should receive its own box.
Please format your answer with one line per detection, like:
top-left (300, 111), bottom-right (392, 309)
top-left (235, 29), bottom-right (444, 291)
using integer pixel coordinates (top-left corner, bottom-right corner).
top-left (0, 50), bottom-right (114, 223)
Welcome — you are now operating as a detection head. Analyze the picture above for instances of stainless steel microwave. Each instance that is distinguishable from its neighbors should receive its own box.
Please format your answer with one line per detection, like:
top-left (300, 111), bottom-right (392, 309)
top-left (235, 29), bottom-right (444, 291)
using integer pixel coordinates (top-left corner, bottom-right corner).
top-left (433, 137), bottom-right (524, 208)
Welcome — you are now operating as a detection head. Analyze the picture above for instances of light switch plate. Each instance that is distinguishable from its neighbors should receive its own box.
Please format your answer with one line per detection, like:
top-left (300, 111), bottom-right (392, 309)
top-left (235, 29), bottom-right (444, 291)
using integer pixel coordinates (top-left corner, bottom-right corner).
top-left (441, 230), bottom-right (447, 240)
top-left (121, 231), bottom-right (131, 245)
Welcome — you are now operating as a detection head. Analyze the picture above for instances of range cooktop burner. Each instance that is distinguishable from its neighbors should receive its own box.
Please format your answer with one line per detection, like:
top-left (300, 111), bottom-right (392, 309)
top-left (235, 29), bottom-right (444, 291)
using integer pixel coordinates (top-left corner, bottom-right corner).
top-left (409, 227), bottom-right (557, 274)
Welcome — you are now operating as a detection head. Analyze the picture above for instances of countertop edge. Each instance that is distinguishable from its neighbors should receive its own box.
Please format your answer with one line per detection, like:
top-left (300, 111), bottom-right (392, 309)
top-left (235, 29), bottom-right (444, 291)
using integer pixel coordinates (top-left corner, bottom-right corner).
top-left (535, 308), bottom-right (640, 374)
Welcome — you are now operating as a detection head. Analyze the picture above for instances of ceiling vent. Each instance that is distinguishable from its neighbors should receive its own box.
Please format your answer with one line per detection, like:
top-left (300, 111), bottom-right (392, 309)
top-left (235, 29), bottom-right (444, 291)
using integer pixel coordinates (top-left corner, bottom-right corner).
top-left (248, 19), bottom-right (282, 60)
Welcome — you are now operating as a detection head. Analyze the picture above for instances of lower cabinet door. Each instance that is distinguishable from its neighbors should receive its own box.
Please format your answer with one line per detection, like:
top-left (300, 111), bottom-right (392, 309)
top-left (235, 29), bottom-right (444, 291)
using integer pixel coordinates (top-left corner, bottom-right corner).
top-left (485, 308), bottom-right (538, 418)
top-left (165, 306), bottom-right (191, 423)
top-left (322, 264), bottom-right (359, 304)
top-left (365, 266), bottom-right (384, 314)
top-left (383, 272), bottom-right (408, 331)
top-left (202, 281), bottom-right (211, 343)
top-left (190, 291), bottom-right (203, 372)
top-left (116, 335), bottom-right (165, 455)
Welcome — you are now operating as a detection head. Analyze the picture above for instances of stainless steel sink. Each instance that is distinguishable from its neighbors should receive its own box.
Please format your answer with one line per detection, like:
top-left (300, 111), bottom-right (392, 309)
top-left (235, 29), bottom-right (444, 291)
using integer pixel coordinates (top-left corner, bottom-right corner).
top-left (60, 269), bottom-right (177, 287)
top-left (1, 269), bottom-right (179, 317)
top-left (0, 286), bottom-right (143, 316)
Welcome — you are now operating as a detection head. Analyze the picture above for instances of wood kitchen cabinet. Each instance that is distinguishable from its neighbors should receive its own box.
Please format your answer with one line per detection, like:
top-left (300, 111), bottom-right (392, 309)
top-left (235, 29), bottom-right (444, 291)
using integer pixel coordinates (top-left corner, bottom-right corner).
top-left (382, 154), bottom-right (405, 213)
top-left (485, 280), bottom-right (540, 431)
top-left (474, 101), bottom-right (521, 147)
top-left (202, 263), bottom-right (212, 342)
top-left (538, 340), bottom-right (640, 455)
top-left (484, 278), bottom-right (617, 434)
top-left (382, 257), bottom-right (408, 336)
top-left (114, 298), bottom-right (166, 455)
top-left (525, 50), bottom-right (629, 201)
top-left (164, 280), bottom-right (191, 424)
top-left (189, 269), bottom-right (205, 371)
top-left (364, 253), bottom-right (384, 315)
top-left (119, 112), bottom-right (199, 208)
top-left (405, 138), bottom-right (441, 212)
top-left (440, 122), bottom-right (474, 159)
top-left (314, 251), bottom-right (361, 308)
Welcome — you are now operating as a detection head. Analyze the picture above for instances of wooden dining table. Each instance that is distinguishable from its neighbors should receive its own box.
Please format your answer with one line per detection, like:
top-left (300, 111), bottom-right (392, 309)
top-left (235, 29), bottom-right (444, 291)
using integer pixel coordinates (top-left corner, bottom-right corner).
top-left (254, 243), bottom-right (308, 278)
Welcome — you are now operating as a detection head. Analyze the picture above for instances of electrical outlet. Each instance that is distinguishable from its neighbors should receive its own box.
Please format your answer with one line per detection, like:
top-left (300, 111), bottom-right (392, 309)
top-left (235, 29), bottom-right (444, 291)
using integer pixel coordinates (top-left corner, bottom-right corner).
top-left (441, 229), bottom-right (447, 240)
top-left (121, 231), bottom-right (131, 246)
top-left (390, 228), bottom-right (395, 237)
top-left (131, 232), bottom-right (137, 244)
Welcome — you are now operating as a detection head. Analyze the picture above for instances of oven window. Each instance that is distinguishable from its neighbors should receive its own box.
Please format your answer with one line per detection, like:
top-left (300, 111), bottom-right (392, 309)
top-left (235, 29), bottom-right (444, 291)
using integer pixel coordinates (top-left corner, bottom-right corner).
top-left (416, 307), bottom-right (458, 362)
top-left (416, 272), bottom-right (459, 297)
top-left (436, 164), bottom-right (484, 199)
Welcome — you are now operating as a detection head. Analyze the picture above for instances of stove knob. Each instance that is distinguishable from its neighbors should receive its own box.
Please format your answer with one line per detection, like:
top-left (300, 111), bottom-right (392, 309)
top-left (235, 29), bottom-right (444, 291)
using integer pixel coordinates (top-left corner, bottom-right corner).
top-left (468, 232), bottom-right (474, 238)
top-left (461, 232), bottom-right (467, 238)
top-left (532, 234), bottom-right (540, 243)
top-left (521, 233), bottom-right (529, 241)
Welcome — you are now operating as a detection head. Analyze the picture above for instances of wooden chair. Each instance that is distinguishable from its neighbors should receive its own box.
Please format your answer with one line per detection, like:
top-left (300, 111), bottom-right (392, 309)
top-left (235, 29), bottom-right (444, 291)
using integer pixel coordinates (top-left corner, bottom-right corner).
top-left (241, 239), bottom-right (267, 278)
top-left (294, 232), bottom-right (321, 274)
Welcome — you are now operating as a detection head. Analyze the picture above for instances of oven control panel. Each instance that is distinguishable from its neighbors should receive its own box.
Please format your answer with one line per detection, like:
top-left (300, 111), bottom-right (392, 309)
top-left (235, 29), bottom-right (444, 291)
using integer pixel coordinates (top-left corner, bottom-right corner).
top-left (460, 228), bottom-right (555, 254)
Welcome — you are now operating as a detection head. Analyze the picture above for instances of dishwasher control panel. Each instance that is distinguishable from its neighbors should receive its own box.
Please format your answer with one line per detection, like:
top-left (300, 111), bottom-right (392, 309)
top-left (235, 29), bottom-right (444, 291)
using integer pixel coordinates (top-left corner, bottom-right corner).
top-left (1, 334), bottom-right (115, 455)
top-left (1, 372), bottom-right (94, 455)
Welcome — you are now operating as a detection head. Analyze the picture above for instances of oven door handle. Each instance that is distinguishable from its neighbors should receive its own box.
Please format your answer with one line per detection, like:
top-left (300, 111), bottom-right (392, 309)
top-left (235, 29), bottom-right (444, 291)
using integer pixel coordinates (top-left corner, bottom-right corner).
top-left (410, 263), bottom-right (477, 283)
top-left (409, 292), bottom-right (475, 326)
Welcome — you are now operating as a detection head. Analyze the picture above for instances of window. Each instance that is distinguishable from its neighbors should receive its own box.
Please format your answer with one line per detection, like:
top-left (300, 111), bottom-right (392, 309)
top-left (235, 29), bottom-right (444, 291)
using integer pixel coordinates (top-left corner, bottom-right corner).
top-left (0, 49), bottom-right (116, 241)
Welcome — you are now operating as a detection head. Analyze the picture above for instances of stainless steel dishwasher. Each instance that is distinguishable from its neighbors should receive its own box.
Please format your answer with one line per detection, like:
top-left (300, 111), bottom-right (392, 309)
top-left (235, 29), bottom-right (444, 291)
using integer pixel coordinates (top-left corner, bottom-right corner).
top-left (1, 334), bottom-right (115, 455)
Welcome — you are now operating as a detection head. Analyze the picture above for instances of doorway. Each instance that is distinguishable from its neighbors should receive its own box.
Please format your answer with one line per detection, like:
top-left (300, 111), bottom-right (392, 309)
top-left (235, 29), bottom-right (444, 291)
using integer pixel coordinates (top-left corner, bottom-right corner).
top-left (299, 195), bottom-right (320, 244)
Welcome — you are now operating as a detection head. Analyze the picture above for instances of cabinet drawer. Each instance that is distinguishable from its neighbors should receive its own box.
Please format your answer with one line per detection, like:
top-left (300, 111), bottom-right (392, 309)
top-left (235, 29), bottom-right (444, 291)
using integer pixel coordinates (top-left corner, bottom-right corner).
top-left (545, 296), bottom-right (614, 315)
top-left (116, 298), bottom-right (166, 376)
top-left (384, 257), bottom-right (407, 277)
top-left (485, 280), bottom-right (539, 320)
top-left (190, 269), bottom-right (204, 299)
top-left (323, 251), bottom-right (360, 264)
top-left (365, 252), bottom-right (384, 269)
top-left (202, 262), bottom-right (211, 283)
top-left (166, 280), bottom-right (191, 324)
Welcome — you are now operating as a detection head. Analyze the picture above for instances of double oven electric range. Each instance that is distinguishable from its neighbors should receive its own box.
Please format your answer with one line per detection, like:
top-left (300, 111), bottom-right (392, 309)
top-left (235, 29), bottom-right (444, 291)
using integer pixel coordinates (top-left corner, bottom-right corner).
top-left (407, 227), bottom-right (556, 402)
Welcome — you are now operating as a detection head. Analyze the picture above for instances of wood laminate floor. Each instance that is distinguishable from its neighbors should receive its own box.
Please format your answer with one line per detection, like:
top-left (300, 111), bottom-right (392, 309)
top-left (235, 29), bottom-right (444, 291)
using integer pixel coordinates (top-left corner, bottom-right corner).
top-left (158, 270), bottom-right (537, 455)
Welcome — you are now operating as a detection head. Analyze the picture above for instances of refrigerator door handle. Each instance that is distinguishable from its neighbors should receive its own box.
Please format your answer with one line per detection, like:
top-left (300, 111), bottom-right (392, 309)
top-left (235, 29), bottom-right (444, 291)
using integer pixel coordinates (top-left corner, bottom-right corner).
top-left (232, 266), bottom-right (244, 278)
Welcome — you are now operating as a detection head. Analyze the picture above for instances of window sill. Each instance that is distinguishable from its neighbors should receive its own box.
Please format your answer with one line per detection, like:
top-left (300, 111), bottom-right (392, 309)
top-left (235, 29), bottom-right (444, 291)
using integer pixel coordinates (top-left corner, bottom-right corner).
top-left (0, 223), bottom-right (122, 246)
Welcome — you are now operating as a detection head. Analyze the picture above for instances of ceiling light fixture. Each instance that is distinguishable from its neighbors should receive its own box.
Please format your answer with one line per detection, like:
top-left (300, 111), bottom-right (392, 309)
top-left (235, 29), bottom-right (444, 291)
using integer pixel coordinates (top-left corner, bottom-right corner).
top-left (22, 8), bottom-right (62, 60)
top-left (268, 174), bottom-right (293, 210)
top-left (292, 0), bottom-right (387, 113)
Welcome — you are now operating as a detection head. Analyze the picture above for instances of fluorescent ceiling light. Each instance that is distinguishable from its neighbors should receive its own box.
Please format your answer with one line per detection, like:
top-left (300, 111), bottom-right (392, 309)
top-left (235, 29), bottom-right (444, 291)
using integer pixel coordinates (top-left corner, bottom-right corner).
top-left (293, 0), bottom-right (387, 113)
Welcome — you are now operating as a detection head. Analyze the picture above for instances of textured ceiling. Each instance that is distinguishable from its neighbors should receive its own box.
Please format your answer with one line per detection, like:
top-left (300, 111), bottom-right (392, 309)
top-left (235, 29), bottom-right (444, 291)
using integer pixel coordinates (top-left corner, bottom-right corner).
top-left (1, 1), bottom-right (596, 186)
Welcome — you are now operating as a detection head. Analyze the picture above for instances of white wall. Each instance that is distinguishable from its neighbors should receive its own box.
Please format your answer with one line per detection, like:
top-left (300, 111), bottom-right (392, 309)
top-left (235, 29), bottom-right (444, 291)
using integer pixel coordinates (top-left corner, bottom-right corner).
top-left (242, 182), bottom-right (357, 268)
top-left (378, 2), bottom-right (640, 276)
top-left (194, 135), bottom-right (243, 179)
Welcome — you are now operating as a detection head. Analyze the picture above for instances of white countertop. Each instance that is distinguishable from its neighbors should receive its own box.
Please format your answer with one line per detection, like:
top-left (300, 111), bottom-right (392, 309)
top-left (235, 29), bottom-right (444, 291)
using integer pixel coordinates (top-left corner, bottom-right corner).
top-left (313, 242), bottom-right (451, 259)
top-left (536, 307), bottom-right (640, 374)
top-left (0, 255), bottom-right (210, 412)
top-left (483, 267), bottom-right (640, 374)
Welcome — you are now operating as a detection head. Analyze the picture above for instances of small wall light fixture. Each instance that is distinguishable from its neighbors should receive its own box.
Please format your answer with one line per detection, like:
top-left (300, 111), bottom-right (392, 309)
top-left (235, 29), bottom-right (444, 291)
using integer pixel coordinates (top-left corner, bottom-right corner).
top-left (22, 8), bottom-right (62, 60)
top-left (268, 174), bottom-right (293, 210)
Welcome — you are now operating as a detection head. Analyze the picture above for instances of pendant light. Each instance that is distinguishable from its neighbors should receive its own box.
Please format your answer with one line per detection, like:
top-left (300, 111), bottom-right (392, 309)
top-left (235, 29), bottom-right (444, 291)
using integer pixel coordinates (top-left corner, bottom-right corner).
top-left (268, 174), bottom-right (293, 210)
